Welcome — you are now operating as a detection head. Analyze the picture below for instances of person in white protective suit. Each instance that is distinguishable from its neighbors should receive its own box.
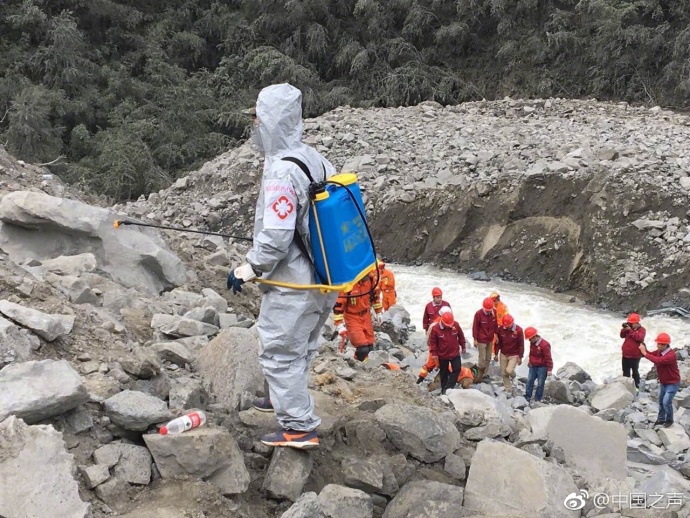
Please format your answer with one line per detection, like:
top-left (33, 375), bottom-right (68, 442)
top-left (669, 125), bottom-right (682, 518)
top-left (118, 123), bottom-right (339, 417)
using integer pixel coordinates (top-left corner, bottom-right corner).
top-left (227, 83), bottom-right (337, 449)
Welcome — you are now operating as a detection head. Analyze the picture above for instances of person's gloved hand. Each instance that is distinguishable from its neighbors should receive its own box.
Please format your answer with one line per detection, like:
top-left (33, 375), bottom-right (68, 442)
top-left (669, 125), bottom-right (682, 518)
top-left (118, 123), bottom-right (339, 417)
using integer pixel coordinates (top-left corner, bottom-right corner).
top-left (227, 264), bottom-right (257, 295)
top-left (374, 313), bottom-right (382, 325)
top-left (336, 323), bottom-right (348, 339)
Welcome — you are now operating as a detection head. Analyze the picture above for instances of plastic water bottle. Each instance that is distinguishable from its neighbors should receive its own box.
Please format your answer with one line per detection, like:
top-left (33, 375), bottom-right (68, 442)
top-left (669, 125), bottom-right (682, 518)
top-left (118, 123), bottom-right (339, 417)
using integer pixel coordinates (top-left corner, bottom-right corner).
top-left (159, 410), bottom-right (206, 435)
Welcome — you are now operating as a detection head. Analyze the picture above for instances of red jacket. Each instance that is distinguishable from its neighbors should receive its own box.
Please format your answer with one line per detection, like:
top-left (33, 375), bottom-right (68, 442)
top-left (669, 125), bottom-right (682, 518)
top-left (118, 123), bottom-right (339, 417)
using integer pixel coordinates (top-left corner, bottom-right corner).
top-left (423, 300), bottom-right (451, 330)
top-left (428, 322), bottom-right (466, 360)
top-left (472, 309), bottom-right (497, 344)
top-left (495, 324), bottom-right (524, 357)
top-left (620, 325), bottom-right (645, 359)
top-left (528, 338), bottom-right (553, 371)
top-left (643, 348), bottom-right (681, 385)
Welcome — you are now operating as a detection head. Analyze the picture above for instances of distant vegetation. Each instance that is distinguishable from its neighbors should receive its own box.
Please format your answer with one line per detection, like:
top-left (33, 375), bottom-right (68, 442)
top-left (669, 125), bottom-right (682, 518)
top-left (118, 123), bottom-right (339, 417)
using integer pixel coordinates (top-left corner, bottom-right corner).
top-left (1, 0), bottom-right (689, 199)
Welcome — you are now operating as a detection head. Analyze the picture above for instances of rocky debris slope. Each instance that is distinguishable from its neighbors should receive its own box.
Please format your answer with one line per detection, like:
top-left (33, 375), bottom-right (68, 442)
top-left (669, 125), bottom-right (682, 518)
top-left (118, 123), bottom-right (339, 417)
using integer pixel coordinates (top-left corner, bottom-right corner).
top-left (120, 98), bottom-right (690, 311)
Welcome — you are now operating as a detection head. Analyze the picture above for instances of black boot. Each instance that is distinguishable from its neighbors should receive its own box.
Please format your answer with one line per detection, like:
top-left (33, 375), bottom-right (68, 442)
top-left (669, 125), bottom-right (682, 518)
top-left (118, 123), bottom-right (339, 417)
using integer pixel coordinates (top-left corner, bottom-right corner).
top-left (416, 376), bottom-right (424, 384)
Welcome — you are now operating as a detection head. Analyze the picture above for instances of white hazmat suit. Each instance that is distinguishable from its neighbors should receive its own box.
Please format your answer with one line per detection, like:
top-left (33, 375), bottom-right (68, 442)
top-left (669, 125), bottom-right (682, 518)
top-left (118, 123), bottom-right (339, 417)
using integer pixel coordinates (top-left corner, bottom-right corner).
top-left (245, 84), bottom-right (337, 432)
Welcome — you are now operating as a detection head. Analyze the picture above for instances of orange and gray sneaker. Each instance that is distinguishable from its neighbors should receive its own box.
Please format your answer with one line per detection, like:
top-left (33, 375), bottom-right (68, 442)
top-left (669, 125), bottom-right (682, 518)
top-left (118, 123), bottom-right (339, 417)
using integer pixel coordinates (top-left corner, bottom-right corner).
top-left (260, 429), bottom-right (319, 449)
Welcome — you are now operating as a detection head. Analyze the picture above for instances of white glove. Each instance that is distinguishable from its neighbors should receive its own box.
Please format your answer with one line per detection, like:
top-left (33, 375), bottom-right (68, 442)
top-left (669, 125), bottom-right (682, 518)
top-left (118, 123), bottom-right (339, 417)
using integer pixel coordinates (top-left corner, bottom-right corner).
top-left (234, 263), bottom-right (257, 282)
top-left (374, 314), bottom-right (382, 325)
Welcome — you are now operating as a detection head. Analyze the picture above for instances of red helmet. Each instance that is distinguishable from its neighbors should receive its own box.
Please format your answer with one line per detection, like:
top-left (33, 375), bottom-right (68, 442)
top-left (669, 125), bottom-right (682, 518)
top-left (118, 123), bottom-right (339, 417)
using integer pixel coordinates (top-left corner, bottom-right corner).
top-left (482, 298), bottom-right (494, 311)
top-left (441, 312), bottom-right (454, 327)
top-left (524, 327), bottom-right (538, 340)
top-left (627, 313), bottom-right (640, 324)
top-left (502, 314), bottom-right (514, 328)
top-left (655, 332), bottom-right (671, 345)
top-left (432, 287), bottom-right (442, 297)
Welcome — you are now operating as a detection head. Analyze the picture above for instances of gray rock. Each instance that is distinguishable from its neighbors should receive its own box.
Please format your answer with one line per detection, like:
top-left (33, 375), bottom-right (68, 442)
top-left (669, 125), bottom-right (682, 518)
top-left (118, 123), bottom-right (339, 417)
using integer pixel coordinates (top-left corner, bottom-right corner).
top-left (464, 440), bottom-right (579, 517)
top-left (631, 219), bottom-right (666, 230)
top-left (446, 388), bottom-right (515, 432)
top-left (110, 443), bottom-right (152, 485)
top-left (0, 416), bottom-right (89, 518)
top-left (62, 407), bottom-right (94, 434)
top-left (375, 403), bottom-right (461, 462)
top-left (545, 405), bottom-right (627, 483)
top-left (143, 426), bottom-right (250, 495)
top-left (382, 480), bottom-right (464, 518)
top-left (281, 492), bottom-right (322, 518)
top-left (554, 363), bottom-right (589, 384)
top-left (543, 379), bottom-right (573, 403)
top-left (104, 390), bottom-right (172, 431)
top-left (0, 300), bottom-right (74, 341)
top-left (657, 424), bottom-right (690, 453)
top-left (151, 314), bottom-right (219, 337)
top-left (79, 464), bottom-right (110, 489)
top-left (93, 443), bottom-right (122, 468)
top-left (262, 447), bottom-right (313, 502)
top-left (45, 272), bottom-right (99, 305)
top-left (94, 477), bottom-right (132, 514)
top-left (42, 253), bottom-right (97, 276)
top-left (589, 381), bottom-right (635, 411)
top-left (196, 328), bottom-right (262, 411)
top-left (0, 359), bottom-right (89, 423)
top-left (443, 453), bottom-right (466, 481)
top-left (342, 457), bottom-right (384, 493)
top-left (120, 349), bottom-right (160, 379)
top-left (152, 342), bottom-right (195, 367)
top-left (318, 484), bottom-right (373, 518)
top-left (627, 439), bottom-right (667, 465)
top-left (0, 317), bottom-right (39, 367)
top-left (183, 306), bottom-right (220, 327)
top-left (0, 191), bottom-right (187, 295)
top-left (83, 373), bottom-right (122, 399)
top-left (168, 376), bottom-right (209, 411)
top-left (200, 288), bottom-right (228, 313)
top-left (637, 466), bottom-right (690, 507)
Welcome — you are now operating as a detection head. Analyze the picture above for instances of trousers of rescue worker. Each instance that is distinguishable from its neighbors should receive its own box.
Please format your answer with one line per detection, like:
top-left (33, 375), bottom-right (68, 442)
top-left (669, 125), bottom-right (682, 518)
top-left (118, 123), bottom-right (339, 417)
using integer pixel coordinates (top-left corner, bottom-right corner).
top-left (382, 290), bottom-right (396, 312)
top-left (440, 357), bottom-right (462, 394)
top-left (258, 288), bottom-right (337, 431)
top-left (499, 353), bottom-right (519, 390)
top-left (344, 310), bottom-right (375, 360)
top-left (476, 343), bottom-right (492, 370)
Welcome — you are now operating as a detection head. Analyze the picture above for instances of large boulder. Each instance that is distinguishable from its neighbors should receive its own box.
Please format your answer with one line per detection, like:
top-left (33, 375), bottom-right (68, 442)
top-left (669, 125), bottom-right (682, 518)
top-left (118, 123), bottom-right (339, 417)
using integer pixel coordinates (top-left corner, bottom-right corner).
top-left (0, 316), bottom-right (39, 367)
top-left (375, 403), bottom-right (461, 462)
top-left (545, 405), bottom-right (627, 482)
top-left (657, 424), bottom-right (690, 453)
top-left (196, 328), bottom-right (262, 411)
top-left (262, 447), bottom-right (313, 502)
top-left (318, 484), bottom-right (373, 518)
top-left (0, 359), bottom-right (88, 423)
top-left (446, 389), bottom-right (515, 439)
top-left (0, 300), bottom-right (74, 341)
top-left (382, 480), bottom-right (464, 518)
top-left (463, 440), bottom-right (580, 518)
top-left (104, 390), bottom-right (172, 431)
top-left (143, 427), bottom-right (249, 495)
top-left (0, 191), bottom-right (187, 294)
top-left (556, 362), bottom-right (592, 384)
top-left (0, 416), bottom-right (89, 518)
top-left (589, 380), bottom-right (635, 411)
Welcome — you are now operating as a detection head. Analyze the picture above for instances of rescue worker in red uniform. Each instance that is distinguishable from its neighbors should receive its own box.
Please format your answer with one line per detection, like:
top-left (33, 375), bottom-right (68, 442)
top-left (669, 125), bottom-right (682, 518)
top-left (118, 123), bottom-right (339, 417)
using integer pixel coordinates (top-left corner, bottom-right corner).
top-left (493, 314), bottom-right (524, 393)
top-left (620, 313), bottom-right (645, 389)
top-left (472, 298), bottom-right (498, 383)
top-left (428, 310), bottom-right (466, 394)
top-left (422, 287), bottom-right (451, 332)
top-left (417, 306), bottom-right (452, 384)
top-left (333, 272), bottom-right (382, 362)
top-left (640, 333), bottom-right (680, 428)
top-left (524, 327), bottom-right (553, 404)
top-left (378, 261), bottom-right (397, 312)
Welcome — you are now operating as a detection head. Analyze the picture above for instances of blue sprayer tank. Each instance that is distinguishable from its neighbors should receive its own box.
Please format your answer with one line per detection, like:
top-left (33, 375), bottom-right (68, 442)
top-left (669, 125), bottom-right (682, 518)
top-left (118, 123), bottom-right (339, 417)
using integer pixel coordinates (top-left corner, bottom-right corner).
top-left (308, 173), bottom-right (376, 288)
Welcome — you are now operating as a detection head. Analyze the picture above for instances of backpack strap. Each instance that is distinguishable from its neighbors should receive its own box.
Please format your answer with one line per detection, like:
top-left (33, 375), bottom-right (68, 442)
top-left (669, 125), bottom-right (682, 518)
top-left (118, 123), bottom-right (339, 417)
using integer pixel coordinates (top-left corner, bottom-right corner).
top-left (281, 157), bottom-right (327, 284)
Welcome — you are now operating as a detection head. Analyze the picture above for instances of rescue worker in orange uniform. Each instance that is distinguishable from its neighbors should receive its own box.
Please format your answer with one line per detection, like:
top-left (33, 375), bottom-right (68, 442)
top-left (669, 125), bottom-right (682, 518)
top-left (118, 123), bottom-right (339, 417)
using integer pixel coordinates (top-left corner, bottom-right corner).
top-left (416, 306), bottom-right (452, 384)
top-left (333, 272), bottom-right (382, 362)
top-left (378, 261), bottom-right (397, 312)
top-left (456, 365), bottom-right (478, 389)
top-left (490, 292), bottom-right (509, 326)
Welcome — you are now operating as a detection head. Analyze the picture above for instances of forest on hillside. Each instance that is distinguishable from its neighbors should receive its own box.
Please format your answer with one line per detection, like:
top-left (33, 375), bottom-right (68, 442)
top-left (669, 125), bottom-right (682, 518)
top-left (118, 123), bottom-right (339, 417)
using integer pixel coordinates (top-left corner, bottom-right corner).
top-left (1, 0), bottom-right (689, 200)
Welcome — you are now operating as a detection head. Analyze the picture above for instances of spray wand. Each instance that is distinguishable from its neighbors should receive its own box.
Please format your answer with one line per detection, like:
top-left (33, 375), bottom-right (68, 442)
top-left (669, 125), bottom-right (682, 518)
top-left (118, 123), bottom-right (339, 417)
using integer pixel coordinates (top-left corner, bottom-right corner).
top-left (113, 219), bottom-right (253, 242)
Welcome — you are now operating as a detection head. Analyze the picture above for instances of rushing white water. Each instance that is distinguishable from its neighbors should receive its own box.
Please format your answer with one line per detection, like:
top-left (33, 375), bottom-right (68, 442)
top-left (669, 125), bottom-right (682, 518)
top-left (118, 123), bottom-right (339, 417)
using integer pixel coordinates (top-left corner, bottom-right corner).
top-left (392, 264), bottom-right (689, 383)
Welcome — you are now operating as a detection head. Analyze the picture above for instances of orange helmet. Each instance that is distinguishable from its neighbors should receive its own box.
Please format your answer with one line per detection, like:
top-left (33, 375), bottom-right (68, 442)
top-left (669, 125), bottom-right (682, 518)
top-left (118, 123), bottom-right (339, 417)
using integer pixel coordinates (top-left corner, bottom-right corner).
top-left (382, 362), bottom-right (401, 370)
top-left (378, 261), bottom-right (385, 269)
top-left (627, 313), bottom-right (640, 324)
top-left (502, 314), bottom-right (514, 328)
top-left (432, 287), bottom-right (442, 297)
top-left (524, 327), bottom-right (538, 340)
top-left (655, 332), bottom-right (671, 345)
top-left (482, 298), bottom-right (494, 311)
top-left (490, 292), bottom-right (500, 299)
top-left (441, 311), bottom-right (454, 327)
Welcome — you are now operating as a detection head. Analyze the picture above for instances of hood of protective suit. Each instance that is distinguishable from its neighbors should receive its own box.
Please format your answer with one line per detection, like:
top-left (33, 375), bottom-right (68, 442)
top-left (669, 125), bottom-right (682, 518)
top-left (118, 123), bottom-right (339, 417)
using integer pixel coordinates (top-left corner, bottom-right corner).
top-left (255, 84), bottom-right (303, 159)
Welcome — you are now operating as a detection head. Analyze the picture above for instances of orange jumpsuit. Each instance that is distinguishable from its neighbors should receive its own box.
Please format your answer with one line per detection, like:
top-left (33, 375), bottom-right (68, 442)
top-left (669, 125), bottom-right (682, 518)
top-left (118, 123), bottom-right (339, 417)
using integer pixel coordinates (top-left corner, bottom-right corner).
top-left (456, 366), bottom-right (475, 389)
top-left (494, 300), bottom-right (509, 326)
top-left (379, 267), bottom-right (397, 311)
top-left (417, 317), bottom-right (443, 381)
top-left (333, 273), bottom-right (382, 361)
